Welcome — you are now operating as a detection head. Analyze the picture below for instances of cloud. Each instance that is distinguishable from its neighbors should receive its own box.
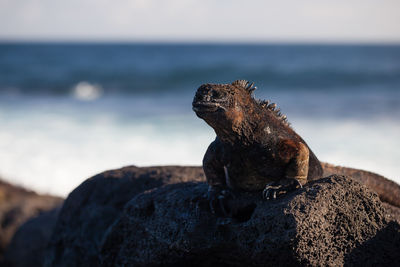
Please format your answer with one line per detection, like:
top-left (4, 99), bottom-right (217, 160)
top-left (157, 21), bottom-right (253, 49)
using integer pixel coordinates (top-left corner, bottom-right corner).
top-left (0, 0), bottom-right (399, 42)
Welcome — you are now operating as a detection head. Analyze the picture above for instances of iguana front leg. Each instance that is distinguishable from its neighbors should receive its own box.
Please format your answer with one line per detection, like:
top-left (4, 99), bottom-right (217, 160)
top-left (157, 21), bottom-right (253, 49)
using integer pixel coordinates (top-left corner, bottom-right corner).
top-left (203, 140), bottom-right (234, 215)
top-left (263, 139), bottom-right (309, 200)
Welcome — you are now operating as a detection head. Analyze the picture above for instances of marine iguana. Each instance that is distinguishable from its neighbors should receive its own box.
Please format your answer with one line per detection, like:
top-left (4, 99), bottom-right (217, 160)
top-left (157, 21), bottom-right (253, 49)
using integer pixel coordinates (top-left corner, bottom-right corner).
top-left (192, 80), bottom-right (323, 214)
top-left (192, 80), bottom-right (400, 215)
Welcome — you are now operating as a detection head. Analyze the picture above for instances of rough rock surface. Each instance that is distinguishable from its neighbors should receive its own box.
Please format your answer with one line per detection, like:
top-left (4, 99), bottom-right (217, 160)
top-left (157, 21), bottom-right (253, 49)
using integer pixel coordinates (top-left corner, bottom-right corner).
top-left (381, 203), bottom-right (400, 224)
top-left (44, 165), bottom-right (205, 267)
top-left (0, 179), bottom-right (63, 260)
top-left (322, 162), bottom-right (400, 207)
top-left (322, 162), bottom-right (400, 223)
top-left (40, 164), bottom-right (399, 267)
top-left (3, 207), bottom-right (61, 267)
top-left (100, 175), bottom-right (400, 267)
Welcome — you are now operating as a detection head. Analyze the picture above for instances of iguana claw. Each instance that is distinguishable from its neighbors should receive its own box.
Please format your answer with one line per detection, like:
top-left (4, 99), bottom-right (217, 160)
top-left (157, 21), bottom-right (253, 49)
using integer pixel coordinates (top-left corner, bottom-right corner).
top-left (208, 187), bottom-right (235, 216)
top-left (263, 179), bottom-right (303, 200)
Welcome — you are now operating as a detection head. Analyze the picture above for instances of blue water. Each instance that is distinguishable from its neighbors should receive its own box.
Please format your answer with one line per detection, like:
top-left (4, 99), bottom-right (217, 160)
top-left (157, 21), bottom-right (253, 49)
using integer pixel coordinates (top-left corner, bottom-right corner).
top-left (2, 43), bottom-right (400, 95)
top-left (0, 43), bottom-right (399, 196)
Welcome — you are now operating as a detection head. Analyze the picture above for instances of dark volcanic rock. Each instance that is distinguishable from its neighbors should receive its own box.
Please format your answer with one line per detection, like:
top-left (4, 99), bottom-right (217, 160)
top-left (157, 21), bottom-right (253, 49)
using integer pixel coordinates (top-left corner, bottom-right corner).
top-left (100, 175), bottom-right (400, 267)
top-left (45, 165), bottom-right (205, 267)
top-left (381, 202), bottom-right (400, 224)
top-left (322, 162), bottom-right (400, 208)
top-left (3, 207), bottom-right (61, 267)
top-left (41, 164), bottom-right (399, 266)
top-left (345, 220), bottom-right (400, 266)
top-left (322, 162), bottom-right (400, 223)
top-left (0, 179), bottom-right (63, 259)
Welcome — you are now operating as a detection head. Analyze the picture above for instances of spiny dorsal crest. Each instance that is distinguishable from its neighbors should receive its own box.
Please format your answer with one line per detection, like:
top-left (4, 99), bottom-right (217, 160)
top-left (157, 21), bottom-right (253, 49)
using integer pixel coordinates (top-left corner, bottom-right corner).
top-left (257, 99), bottom-right (290, 126)
top-left (232, 80), bottom-right (257, 94)
top-left (232, 80), bottom-right (289, 126)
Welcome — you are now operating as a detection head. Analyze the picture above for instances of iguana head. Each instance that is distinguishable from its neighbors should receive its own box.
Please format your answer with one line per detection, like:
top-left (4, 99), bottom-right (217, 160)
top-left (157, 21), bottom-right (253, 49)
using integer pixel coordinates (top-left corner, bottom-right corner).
top-left (192, 80), bottom-right (257, 142)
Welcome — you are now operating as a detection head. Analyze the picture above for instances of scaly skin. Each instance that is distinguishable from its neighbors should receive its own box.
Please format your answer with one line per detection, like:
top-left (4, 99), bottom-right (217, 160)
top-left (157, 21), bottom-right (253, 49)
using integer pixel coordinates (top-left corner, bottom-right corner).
top-left (192, 80), bottom-right (323, 214)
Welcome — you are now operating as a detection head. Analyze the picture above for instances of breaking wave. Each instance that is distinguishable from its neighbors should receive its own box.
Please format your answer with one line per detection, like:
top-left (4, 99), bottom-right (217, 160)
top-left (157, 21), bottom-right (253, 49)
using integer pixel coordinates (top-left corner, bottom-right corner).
top-left (0, 91), bottom-right (399, 197)
top-left (72, 81), bottom-right (103, 101)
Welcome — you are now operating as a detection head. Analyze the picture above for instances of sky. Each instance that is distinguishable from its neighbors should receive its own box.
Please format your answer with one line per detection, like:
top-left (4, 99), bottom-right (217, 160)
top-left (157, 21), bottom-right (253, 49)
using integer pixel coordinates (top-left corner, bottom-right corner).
top-left (1, 0), bottom-right (400, 43)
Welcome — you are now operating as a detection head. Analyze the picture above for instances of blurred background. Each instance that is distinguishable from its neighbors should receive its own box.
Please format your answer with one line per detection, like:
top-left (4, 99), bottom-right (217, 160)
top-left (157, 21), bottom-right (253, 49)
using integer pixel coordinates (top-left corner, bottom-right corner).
top-left (0, 0), bottom-right (399, 196)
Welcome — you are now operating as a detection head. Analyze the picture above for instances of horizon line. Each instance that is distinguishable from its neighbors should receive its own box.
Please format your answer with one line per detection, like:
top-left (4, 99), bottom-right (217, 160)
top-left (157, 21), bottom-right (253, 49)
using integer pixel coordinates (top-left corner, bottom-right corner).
top-left (1, 39), bottom-right (400, 46)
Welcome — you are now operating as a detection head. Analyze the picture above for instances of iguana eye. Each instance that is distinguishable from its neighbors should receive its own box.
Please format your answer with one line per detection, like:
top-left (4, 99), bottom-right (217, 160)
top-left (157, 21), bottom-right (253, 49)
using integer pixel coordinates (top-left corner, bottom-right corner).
top-left (212, 90), bottom-right (221, 98)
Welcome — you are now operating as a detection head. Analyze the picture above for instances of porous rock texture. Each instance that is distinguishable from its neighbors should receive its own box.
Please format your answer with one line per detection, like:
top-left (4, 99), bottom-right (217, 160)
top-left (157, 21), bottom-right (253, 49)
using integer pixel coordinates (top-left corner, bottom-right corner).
top-left (100, 175), bottom-right (400, 267)
top-left (0, 179), bottom-right (63, 260)
top-left (322, 162), bottom-right (400, 223)
top-left (44, 165), bottom-right (205, 267)
top-left (322, 162), bottom-right (400, 209)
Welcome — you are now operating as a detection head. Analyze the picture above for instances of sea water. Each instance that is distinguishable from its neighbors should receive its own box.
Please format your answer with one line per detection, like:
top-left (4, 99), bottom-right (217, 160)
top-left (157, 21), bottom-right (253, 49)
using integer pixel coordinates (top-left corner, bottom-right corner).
top-left (0, 43), bottom-right (399, 196)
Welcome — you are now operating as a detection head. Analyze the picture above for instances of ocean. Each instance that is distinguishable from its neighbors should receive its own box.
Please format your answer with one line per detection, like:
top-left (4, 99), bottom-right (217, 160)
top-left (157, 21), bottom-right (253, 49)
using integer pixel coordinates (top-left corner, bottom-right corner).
top-left (0, 43), bottom-right (399, 196)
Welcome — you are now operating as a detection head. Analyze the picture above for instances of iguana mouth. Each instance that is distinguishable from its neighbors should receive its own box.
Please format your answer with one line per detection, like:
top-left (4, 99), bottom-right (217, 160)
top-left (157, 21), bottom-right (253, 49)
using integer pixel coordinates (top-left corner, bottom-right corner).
top-left (192, 102), bottom-right (226, 113)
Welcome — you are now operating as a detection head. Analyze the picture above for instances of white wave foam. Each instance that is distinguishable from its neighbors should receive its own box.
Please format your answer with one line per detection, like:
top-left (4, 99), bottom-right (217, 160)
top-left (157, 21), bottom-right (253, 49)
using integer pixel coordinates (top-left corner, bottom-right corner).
top-left (72, 81), bottom-right (103, 101)
top-left (0, 96), bottom-right (398, 197)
